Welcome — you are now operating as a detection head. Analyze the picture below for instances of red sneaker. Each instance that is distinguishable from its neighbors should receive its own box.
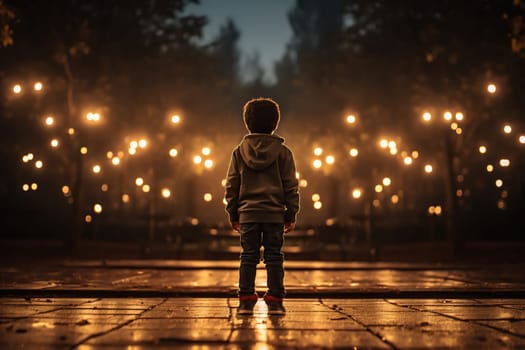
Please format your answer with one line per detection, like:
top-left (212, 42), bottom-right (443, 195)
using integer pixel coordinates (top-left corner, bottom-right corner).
top-left (263, 295), bottom-right (285, 315)
top-left (238, 294), bottom-right (258, 315)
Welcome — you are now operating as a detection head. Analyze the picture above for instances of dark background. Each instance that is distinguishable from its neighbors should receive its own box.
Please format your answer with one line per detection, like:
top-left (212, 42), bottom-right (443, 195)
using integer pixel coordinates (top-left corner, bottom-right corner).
top-left (1, 0), bottom-right (524, 259)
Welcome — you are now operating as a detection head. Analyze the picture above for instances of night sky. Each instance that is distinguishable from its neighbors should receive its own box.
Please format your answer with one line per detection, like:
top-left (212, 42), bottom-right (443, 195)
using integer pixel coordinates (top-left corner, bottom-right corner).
top-left (186, 0), bottom-right (294, 83)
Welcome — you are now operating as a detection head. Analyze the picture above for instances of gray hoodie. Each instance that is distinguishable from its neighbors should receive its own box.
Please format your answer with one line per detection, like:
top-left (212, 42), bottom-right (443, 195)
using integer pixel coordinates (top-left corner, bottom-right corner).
top-left (225, 134), bottom-right (300, 224)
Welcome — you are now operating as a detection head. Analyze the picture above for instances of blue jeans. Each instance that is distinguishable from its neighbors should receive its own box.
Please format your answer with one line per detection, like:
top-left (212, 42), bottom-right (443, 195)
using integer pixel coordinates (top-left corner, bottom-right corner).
top-left (238, 222), bottom-right (285, 298)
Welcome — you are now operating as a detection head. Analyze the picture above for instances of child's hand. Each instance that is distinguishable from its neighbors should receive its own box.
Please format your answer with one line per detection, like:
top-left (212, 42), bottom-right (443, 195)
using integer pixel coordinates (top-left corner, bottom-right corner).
top-left (284, 222), bottom-right (295, 233)
top-left (231, 221), bottom-right (240, 232)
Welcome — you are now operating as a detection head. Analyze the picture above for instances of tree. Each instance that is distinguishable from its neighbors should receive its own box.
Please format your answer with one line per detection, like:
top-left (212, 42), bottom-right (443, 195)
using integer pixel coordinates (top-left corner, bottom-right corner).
top-left (278, 0), bottom-right (525, 253)
top-left (1, 0), bottom-right (211, 253)
top-left (0, 0), bottom-right (14, 47)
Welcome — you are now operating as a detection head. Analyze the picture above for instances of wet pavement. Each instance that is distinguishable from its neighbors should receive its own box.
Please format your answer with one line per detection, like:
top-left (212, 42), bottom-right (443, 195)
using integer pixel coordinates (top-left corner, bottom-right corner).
top-left (1, 259), bottom-right (525, 348)
top-left (1, 297), bottom-right (525, 349)
top-left (1, 260), bottom-right (525, 298)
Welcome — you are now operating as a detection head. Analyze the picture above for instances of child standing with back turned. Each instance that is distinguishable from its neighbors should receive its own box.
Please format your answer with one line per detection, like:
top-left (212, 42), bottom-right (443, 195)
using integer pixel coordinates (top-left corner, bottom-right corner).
top-left (225, 97), bottom-right (300, 315)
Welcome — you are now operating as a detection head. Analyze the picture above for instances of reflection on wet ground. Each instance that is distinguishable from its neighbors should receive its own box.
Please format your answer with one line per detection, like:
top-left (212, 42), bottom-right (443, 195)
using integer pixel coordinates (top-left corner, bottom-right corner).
top-left (1, 297), bottom-right (525, 349)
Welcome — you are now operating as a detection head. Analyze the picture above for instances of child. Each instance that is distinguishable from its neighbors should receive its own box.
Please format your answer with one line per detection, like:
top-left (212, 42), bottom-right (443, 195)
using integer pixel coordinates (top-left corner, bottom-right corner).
top-left (225, 97), bottom-right (299, 315)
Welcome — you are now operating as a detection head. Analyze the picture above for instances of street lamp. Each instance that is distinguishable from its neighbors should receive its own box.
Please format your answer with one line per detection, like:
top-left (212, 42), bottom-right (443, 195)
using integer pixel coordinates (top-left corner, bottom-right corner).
top-left (12, 84), bottom-right (22, 94)
top-left (45, 116), bottom-right (55, 126)
top-left (33, 82), bottom-right (43, 91)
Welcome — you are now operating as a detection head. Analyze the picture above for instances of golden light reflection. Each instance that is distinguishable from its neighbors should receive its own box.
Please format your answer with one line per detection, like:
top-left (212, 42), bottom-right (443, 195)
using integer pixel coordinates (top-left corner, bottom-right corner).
top-left (299, 179), bottom-right (308, 187)
top-left (313, 201), bottom-right (322, 210)
top-left (31, 183), bottom-right (38, 190)
top-left (142, 184), bottom-right (151, 193)
top-left (50, 139), bottom-right (59, 148)
top-left (403, 156), bottom-right (413, 165)
top-left (443, 111), bottom-right (453, 121)
top-left (349, 148), bottom-right (359, 157)
top-left (202, 147), bottom-right (211, 156)
top-left (27, 153), bottom-right (34, 160)
top-left (221, 178), bottom-right (227, 187)
top-left (85, 215), bottom-right (92, 223)
top-left (422, 112), bottom-right (432, 122)
top-left (193, 155), bottom-right (202, 164)
top-left (372, 199), bottom-right (380, 207)
top-left (479, 145), bottom-right (487, 154)
top-left (31, 321), bottom-right (54, 329)
top-left (128, 147), bottom-right (136, 155)
top-left (486, 164), bottom-right (494, 172)
top-left (111, 157), bottom-right (120, 166)
top-left (312, 193), bottom-right (321, 202)
top-left (455, 127), bottom-right (462, 135)
top-left (374, 184), bottom-right (383, 193)
top-left (503, 124), bottom-right (512, 134)
top-left (325, 155), bottom-right (335, 164)
top-left (101, 184), bottom-right (108, 192)
top-left (62, 185), bottom-right (70, 196)
top-left (80, 147), bottom-right (88, 155)
top-left (455, 112), bottom-right (464, 121)
top-left (497, 199), bottom-right (506, 209)
top-left (22, 184), bottom-right (29, 191)
top-left (495, 179), bottom-right (503, 188)
top-left (313, 159), bottom-right (322, 169)
top-left (411, 150), bottom-right (419, 159)
top-left (450, 122), bottom-right (458, 130)
top-left (352, 188), bottom-right (362, 199)
top-left (135, 177), bottom-right (144, 186)
top-left (138, 139), bottom-right (147, 148)
top-left (382, 177), bottom-right (391, 186)
top-left (68, 128), bottom-right (75, 135)
top-left (92, 165), bottom-right (101, 174)
top-left (379, 139), bottom-right (388, 148)
top-left (122, 194), bottom-right (130, 203)
top-left (424, 164), bottom-right (433, 173)
top-left (487, 83), bottom-right (497, 94)
top-left (204, 193), bottom-right (212, 202)
top-left (518, 135), bottom-right (525, 144)
top-left (169, 148), bottom-right (178, 157)
top-left (313, 147), bottom-right (323, 156)
top-left (35, 160), bottom-right (43, 169)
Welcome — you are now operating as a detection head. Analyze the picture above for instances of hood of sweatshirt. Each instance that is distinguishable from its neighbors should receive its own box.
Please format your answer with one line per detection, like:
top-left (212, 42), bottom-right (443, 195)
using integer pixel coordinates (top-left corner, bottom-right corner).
top-left (239, 133), bottom-right (284, 170)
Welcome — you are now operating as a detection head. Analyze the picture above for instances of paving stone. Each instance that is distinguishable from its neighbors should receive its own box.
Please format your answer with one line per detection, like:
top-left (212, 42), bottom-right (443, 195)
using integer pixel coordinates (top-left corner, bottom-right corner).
top-left (0, 305), bottom-right (60, 317)
top-left (84, 327), bottom-right (232, 346)
top-left (369, 325), bottom-right (525, 348)
top-left (477, 320), bottom-right (525, 337)
top-left (414, 305), bottom-right (525, 320)
top-left (230, 329), bottom-right (390, 348)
